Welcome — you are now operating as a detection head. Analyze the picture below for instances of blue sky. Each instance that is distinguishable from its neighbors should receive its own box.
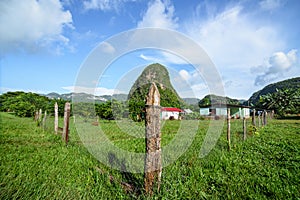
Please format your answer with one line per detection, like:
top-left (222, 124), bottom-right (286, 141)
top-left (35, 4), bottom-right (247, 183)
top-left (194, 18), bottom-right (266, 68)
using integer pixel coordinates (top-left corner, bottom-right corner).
top-left (1, 0), bottom-right (300, 99)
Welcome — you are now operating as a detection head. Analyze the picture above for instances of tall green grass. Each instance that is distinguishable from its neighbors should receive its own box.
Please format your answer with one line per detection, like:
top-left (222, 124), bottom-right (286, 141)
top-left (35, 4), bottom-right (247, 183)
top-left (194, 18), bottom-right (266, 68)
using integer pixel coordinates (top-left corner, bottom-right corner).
top-left (0, 112), bottom-right (299, 199)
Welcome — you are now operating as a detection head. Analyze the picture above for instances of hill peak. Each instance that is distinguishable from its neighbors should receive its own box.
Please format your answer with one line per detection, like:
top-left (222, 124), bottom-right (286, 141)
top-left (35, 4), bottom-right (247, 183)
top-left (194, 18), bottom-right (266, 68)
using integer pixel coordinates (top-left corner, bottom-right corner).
top-left (128, 63), bottom-right (185, 120)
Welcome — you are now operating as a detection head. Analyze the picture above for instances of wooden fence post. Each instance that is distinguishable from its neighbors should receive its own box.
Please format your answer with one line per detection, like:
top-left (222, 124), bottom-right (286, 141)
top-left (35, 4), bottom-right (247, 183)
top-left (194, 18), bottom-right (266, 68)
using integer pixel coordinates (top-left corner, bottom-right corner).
top-left (54, 102), bottom-right (58, 134)
top-left (144, 83), bottom-right (162, 195)
top-left (227, 108), bottom-right (231, 151)
top-left (258, 113), bottom-right (261, 127)
top-left (252, 109), bottom-right (256, 127)
top-left (243, 117), bottom-right (246, 141)
top-left (271, 110), bottom-right (274, 119)
top-left (263, 110), bottom-right (267, 126)
top-left (38, 109), bottom-right (42, 126)
top-left (34, 110), bottom-right (39, 121)
top-left (261, 111), bottom-right (265, 127)
top-left (62, 102), bottom-right (71, 144)
top-left (42, 110), bottom-right (47, 130)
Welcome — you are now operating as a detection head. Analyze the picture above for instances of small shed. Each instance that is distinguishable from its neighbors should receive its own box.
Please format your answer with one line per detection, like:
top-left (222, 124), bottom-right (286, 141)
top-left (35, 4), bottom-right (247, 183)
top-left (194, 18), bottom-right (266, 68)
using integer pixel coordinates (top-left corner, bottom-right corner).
top-left (183, 109), bottom-right (193, 114)
top-left (161, 107), bottom-right (183, 120)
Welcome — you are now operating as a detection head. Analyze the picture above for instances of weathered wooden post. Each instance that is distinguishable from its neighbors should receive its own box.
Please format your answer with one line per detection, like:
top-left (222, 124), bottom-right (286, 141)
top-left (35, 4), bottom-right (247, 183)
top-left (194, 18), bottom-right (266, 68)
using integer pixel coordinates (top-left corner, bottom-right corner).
top-left (243, 117), bottom-right (246, 141)
top-left (42, 110), bottom-right (47, 130)
top-left (144, 83), bottom-right (162, 195)
top-left (258, 112), bottom-right (261, 127)
top-left (227, 107), bottom-right (231, 151)
top-left (34, 110), bottom-right (39, 121)
top-left (261, 111), bottom-right (265, 127)
top-left (62, 102), bottom-right (71, 144)
top-left (38, 109), bottom-right (42, 126)
top-left (54, 102), bottom-right (58, 134)
top-left (263, 110), bottom-right (267, 126)
top-left (252, 109), bottom-right (256, 127)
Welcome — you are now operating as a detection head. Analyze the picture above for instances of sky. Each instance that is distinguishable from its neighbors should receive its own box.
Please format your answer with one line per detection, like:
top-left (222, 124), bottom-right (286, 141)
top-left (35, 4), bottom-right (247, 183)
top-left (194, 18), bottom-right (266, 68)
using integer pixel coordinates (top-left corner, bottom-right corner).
top-left (1, 0), bottom-right (300, 100)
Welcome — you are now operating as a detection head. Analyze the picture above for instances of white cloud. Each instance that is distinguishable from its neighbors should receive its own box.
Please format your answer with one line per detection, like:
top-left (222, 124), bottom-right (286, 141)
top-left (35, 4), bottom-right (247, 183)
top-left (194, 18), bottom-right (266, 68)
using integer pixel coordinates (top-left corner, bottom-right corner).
top-left (0, 0), bottom-right (73, 55)
top-left (254, 49), bottom-right (298, 86)
top-left (259, 0), bottom-right (282, 11)
top-left (62, 86), bottom-right (124, 96)
top-left (139, 51), bottom-right (186, 65)
top-left (137, 0), bottom-right (178, 29)
top-left (83, 0), bottom-right (136, 11)
top-left (0, 87), bottom-right (53, 95)
top-left (175, 69), bottom-right (210, 98)
top-left (179, 69), bottom-right (191, 81)
top-left (139, 54), bottom-right (161, 63)
top-left (99, 42), bottom-right (116, 54)
top-left (186, 5), bottom-right (284, 70)
top-left (84, 0), bottom-right (117, 11)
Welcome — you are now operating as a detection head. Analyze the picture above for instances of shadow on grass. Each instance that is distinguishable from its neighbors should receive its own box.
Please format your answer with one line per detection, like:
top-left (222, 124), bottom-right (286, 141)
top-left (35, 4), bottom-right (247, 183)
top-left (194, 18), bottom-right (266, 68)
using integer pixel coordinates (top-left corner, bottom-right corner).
top-left (108, 152), bottom-right (143, 196)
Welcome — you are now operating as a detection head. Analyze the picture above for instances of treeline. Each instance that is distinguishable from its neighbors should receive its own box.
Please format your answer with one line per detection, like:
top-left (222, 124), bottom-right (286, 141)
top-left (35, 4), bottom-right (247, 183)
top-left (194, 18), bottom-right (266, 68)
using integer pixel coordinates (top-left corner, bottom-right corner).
top-left (74, 100), bottom-right (128, 120)
top-left (0, 92), bottom-right (67, 117)
top-left (0, 91), bottom-right (129, 120)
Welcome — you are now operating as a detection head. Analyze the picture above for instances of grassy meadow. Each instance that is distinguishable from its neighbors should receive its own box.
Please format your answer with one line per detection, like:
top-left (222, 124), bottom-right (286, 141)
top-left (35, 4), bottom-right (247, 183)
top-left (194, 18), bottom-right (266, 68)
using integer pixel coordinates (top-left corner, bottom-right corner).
top-left (0, 112), bottom-right (299, 199)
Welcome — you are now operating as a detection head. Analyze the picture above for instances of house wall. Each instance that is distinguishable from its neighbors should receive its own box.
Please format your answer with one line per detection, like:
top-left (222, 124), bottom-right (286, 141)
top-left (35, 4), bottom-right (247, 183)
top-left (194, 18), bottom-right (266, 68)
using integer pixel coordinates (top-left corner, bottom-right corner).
top-left (242, 108), bottom-right (250, 118)
top-left (216, 108), bottom-right (227, 116)
top-left (200, 108), bottom-right (227, 116)
top-left (161, 111), bottom-right (180, 120)
top-left (200, 108), bottom-right (209, 116)
top-left (232, 108), bottom-right (250, 118)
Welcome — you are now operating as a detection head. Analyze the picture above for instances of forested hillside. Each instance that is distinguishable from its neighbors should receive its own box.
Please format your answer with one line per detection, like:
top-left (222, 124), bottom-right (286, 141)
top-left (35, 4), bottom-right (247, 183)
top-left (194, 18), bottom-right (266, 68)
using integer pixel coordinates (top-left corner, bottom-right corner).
top-left (248, 77), bottom-right (300, 105)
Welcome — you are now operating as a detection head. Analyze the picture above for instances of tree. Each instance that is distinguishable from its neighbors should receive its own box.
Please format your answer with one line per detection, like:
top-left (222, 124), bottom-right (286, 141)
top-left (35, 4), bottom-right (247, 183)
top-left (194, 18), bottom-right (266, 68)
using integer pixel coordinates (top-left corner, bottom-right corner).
top-left (96, 101), bottom-right (114, 120)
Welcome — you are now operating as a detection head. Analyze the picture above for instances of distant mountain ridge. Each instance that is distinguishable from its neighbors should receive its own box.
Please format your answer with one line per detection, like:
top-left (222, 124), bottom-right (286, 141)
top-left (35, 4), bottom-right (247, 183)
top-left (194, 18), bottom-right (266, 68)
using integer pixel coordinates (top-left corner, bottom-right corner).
top-left (43, 92), bottom-right (127, 102)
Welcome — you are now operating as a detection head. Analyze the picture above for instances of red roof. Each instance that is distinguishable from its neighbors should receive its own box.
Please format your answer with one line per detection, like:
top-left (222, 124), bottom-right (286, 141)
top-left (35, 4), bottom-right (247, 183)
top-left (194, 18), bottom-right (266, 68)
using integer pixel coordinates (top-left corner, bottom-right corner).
top-left (161, 107), bottom-right (183, 112)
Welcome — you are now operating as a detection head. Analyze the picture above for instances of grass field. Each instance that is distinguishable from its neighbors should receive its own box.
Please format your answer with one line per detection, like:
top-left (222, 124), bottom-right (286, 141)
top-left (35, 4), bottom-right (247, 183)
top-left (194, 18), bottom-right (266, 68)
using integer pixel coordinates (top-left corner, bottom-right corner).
top-left (0, 112), bottom-right (299, 199)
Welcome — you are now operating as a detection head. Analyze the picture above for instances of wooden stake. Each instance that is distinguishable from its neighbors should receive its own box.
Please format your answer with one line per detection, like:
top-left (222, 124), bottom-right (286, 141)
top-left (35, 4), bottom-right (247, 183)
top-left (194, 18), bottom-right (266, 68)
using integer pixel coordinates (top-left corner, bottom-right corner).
top-left (261, 111), bottom-right (264, 127)
top-left (144, 83), bottom-right (161, 195)
top-left (263, 110), bottom-right (267, 126)
top-left (62, 102), bottom-right (71, 144)
top-left (243, 117), bottom-right (246, 141)
top-left (54, 102), bottom-right (58, 134)
top-left (227, 108), bottom-right (231, 151)
top-left (252, 109), bottom-right (256, 127)
top-left (34, 110), bottom-right (39, 121)
top-left (38, 109), bottom-right (42, 126)
top-left (42, 110), bottom-right (47, 130)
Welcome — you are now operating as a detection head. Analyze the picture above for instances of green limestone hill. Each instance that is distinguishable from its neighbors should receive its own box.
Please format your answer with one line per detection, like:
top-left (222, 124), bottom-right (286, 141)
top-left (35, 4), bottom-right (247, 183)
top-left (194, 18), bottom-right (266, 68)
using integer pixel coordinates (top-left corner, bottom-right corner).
top-left (248, 77), bottom-right (300, 105)
top-left (128, 63), bottom-right (184, 120)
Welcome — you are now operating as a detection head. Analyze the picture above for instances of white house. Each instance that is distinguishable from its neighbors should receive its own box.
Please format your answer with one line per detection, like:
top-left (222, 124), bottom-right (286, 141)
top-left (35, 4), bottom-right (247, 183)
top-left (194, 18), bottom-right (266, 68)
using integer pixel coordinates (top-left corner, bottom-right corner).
top-left (161, 107), bottom-right (183, 120)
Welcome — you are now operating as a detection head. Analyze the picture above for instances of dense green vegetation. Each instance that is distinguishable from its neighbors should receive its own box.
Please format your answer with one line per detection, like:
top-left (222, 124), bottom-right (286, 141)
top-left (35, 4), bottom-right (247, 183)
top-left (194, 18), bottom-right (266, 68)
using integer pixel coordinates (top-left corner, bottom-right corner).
top-left (1, 112), bottom-right (299, 199)
top-left (0, 91), bottom-right (67, 117)
top-left (248, 77), bottom-right (300, 105)
top-left (198, 94), bottom-right (240, 107)
top-left (258, 88), bottom-right (300, 117)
